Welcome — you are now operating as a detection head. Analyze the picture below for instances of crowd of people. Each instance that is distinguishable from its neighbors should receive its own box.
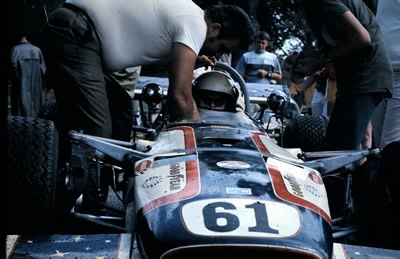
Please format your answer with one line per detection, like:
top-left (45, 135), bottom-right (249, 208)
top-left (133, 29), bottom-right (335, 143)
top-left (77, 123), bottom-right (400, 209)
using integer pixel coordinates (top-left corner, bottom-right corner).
top-left (8, 0), bottom-right (399, 249)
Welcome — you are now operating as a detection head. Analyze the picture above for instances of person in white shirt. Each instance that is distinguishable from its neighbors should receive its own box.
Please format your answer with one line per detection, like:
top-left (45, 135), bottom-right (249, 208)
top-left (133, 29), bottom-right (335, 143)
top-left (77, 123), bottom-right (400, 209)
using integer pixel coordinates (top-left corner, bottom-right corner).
top-left (40, 0), bottom-right (255, 142)
top-left (40, 0), bottom-right (254, 213)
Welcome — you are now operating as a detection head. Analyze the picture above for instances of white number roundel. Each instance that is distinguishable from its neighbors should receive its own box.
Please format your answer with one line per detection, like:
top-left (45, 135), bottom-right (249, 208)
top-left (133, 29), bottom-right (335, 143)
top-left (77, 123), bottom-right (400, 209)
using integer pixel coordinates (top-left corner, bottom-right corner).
top-left (181, 198), bottom-right (300, 238)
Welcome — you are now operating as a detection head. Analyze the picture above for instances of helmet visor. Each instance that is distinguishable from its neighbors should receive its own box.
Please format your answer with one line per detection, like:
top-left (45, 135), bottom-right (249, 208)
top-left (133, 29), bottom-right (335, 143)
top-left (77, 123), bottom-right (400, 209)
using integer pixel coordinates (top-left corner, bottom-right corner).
top-left (197, 91), bottom-right (228, 110)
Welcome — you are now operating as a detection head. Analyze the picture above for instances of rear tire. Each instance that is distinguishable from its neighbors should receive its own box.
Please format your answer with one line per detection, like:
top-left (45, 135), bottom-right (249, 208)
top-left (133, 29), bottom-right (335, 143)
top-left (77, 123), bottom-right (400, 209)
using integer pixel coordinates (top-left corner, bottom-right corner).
top-left (282, 115), bottom-right (328, 152)
top-left (7, 116), bottom-right (59, 233)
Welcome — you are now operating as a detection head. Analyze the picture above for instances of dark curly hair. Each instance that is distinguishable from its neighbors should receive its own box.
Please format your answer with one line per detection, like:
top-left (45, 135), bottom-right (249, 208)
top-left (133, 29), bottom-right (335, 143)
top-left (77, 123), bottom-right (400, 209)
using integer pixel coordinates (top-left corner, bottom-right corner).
top-left (205, 5), bottom-right (255, 50)
top-left (257, 31), bottom-right (271, 42)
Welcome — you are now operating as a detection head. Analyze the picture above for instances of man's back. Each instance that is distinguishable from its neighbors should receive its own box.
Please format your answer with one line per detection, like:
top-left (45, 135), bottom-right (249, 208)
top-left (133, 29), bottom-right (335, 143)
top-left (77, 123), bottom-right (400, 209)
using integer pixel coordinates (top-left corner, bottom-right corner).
top-left (67, 0), bottom-right (206, 72)
top-left (302, 0), bottom-right (392, 95)
top-left (10, 41), bottom-right (46, 117)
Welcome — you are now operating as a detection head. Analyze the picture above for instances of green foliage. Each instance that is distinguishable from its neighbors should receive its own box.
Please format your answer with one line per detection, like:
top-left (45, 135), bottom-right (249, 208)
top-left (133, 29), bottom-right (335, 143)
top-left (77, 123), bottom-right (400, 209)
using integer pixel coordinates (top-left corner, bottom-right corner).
top-left (193, 0), bottom-right (311, 56)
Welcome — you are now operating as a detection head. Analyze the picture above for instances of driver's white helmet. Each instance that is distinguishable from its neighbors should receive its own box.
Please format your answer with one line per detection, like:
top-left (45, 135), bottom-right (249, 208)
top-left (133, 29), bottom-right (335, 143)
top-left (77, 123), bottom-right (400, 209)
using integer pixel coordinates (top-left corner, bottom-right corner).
top-left (192, 71), bottom-right (239, 112)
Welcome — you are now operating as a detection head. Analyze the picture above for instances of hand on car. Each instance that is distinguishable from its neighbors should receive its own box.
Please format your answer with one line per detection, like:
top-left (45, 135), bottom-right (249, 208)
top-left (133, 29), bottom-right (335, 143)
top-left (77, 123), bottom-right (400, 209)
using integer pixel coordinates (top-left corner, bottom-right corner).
top-left (197, 55), bottom-right (217, 66)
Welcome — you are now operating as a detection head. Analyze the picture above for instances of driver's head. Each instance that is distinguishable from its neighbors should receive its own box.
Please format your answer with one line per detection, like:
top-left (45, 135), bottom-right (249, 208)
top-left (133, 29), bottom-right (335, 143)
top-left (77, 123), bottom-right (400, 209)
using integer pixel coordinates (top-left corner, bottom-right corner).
top-left (193, 71), bottom-right (238, 112)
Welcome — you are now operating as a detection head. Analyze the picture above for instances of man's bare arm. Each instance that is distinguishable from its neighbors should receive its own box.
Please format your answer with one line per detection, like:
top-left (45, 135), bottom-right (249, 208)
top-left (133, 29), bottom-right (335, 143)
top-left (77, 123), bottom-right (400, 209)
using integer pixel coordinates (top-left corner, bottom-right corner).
top-left (325, 10), bottom-right (371, 60)
top-left (167, 42), bottom-right (200, 122)
top-left (293, 11), bottom-right (371, 77)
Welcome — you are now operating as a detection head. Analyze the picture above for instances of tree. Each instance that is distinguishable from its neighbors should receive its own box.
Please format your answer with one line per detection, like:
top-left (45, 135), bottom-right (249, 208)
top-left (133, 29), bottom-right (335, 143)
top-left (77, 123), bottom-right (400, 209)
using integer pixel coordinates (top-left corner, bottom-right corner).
top-left (193, 0), bottom-right (310, 57)
top-left (7, 0), bottom-right (64, 49)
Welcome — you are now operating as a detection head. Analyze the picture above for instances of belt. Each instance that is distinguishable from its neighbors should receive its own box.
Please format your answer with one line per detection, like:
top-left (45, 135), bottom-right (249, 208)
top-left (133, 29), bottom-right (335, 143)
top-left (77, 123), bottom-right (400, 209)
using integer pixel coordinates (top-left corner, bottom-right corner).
top-left (62, 2), bottom-right (85, 14)
top-left (60, 2), bottom-right (97, 42)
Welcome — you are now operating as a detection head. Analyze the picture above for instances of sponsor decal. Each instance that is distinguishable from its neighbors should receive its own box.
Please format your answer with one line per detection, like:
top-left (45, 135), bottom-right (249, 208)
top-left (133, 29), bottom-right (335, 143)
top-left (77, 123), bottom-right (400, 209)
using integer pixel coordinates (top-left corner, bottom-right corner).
top-left (142, 175), bottom-right (162, 189)
top-left (135, 127), bottom-right (200, 215)
top-left (308, 171), bottom-right (323, 185)
top-left (135, 160), bottom-right (152, 175)
top-left (181, 198), bottom-right (300, 238)
top-left (226, 187), bottom-right (252, 195)
top-left (169, 163), bottom-right (184, 191)
top-left (267, 158), bottom-right (331, 224)
top-left (217, 161), bottom-right (251, 169)
top-left (304, 184), bottom-right (322, 198)
top-left (283, 174), bottom-right (304, 198)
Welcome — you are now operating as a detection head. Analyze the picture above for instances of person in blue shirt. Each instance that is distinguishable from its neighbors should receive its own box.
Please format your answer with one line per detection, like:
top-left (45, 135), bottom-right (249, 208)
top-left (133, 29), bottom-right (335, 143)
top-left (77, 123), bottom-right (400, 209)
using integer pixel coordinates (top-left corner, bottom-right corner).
top-left (235, 31), bottom-right (282, 84)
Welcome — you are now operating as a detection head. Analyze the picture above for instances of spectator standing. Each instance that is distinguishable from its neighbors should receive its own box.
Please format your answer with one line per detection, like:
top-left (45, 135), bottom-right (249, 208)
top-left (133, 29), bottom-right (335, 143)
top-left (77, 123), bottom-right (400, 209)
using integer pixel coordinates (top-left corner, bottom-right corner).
top-left (235, 31), bottom-right (282, 84)
top-left (292, 0), bottom-right (393, 151)
top-left (9, 22), bottom-right (46, 117)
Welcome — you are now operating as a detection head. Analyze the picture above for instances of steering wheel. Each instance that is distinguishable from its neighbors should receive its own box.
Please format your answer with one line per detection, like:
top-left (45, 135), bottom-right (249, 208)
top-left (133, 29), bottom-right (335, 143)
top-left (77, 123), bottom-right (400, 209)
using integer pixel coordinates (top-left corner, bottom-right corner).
top-left (194, 61), bottom-right (251, 113)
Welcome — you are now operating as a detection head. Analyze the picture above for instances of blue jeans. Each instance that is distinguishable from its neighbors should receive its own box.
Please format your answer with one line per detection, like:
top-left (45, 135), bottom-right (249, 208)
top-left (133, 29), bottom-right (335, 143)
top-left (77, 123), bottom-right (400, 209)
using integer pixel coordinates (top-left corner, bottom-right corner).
top-left (311, 89), bottom-right (327, 117)
top-left (371, 71), bottom-right (400, 149)
top-left (324, 93), bottom-right (385, 150)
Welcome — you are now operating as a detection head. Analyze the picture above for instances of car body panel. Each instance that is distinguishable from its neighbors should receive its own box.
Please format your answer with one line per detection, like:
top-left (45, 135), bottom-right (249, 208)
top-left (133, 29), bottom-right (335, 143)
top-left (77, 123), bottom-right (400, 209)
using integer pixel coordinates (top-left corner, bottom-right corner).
top-left (131, 112), bottom-right (332, 258)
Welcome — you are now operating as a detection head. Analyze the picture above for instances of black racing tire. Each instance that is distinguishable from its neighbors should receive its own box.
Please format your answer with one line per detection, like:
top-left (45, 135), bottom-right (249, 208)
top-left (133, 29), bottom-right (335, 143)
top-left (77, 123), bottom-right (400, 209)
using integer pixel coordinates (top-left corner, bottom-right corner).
top-left (282, 115), bottom-right (328, 152)
top-left (7, 116), bottom-right (59, 234)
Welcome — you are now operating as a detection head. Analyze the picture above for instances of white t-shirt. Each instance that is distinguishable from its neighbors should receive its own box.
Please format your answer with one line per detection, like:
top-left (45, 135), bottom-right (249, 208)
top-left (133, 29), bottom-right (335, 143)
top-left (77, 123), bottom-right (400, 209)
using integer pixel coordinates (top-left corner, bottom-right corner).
top-left (67, 0), bottom-right (206, 72)
top-left (235, 51), bottom-right (282, 84)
